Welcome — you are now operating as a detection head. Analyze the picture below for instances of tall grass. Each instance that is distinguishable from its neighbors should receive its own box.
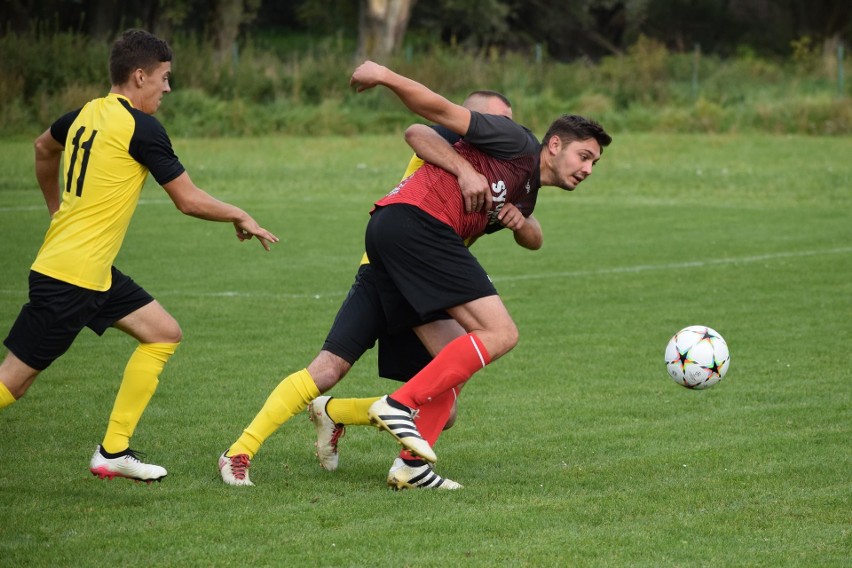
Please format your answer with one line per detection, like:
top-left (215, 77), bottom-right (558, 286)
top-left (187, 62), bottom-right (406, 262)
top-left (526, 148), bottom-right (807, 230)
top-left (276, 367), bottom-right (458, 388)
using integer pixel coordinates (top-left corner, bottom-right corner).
top-left (1, 30), bottom-right (850, 138)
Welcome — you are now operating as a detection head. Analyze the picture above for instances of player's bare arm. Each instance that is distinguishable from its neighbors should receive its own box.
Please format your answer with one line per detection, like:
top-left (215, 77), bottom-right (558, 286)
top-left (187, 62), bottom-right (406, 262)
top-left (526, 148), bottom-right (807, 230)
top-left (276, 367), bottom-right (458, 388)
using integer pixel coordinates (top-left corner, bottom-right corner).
top-left (404, 123), bottom-right (491, 213)
top-left (351, 60), bottom-right (472, 137)
top-left (161, 171), bottom-right (279, 250)
top-left (33, 128), bottom-right (64, 217)
top-left (405, 124), bottom-right (542, 248)
top-left (500, 206), bottom-right (542, 250)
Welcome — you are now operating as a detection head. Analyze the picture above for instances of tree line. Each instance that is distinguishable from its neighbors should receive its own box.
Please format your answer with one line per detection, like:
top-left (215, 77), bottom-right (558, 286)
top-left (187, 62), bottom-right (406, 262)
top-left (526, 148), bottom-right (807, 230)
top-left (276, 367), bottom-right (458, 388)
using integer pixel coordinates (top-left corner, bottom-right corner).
top-left (1, 0), bottom-right (849, 62)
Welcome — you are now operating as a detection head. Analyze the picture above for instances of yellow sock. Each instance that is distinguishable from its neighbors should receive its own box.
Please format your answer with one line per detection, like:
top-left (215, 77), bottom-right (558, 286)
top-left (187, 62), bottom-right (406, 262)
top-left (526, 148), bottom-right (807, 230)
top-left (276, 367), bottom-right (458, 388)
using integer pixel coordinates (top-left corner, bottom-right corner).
top-left (101, 342), bottom-right (179, 454)
top-left (0, 382), bottom-right (16, 409)
top-left (326, 396), bottom-right (381, 426)
top-left (229, 368), bottom-right (320, 459)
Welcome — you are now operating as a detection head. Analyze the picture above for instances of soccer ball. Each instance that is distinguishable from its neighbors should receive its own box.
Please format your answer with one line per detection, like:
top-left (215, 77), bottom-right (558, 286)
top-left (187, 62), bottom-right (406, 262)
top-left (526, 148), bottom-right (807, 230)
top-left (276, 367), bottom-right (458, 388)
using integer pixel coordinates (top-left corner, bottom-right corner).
top-left (665, 326), bottom-right (730, 389)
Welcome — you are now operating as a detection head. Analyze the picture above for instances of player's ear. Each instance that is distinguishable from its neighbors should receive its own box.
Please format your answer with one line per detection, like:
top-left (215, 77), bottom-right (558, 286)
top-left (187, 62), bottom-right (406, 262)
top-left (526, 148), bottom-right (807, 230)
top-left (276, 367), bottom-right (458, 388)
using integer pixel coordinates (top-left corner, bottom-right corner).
top-left (133, 68), bottom-right (145, 88)
top-left (546, 134), bottom-right (562, 155)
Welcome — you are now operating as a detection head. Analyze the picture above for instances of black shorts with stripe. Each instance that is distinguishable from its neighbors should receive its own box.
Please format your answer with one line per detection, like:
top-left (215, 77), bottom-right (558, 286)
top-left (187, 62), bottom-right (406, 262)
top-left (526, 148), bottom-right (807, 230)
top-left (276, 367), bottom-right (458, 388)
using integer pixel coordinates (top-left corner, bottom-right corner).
top-left (364, 204), bottom-right (497, 334)
top-left (321, 263), bottom-right (444, 382)
top-left (3, 267), bottom-right (154, 371)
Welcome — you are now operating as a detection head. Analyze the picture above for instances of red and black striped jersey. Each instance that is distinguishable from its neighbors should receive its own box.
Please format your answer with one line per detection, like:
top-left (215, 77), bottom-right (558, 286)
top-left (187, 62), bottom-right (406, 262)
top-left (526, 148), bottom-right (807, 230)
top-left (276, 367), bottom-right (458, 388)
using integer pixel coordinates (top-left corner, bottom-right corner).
top-left (374, 112), bottom-right (542, 241)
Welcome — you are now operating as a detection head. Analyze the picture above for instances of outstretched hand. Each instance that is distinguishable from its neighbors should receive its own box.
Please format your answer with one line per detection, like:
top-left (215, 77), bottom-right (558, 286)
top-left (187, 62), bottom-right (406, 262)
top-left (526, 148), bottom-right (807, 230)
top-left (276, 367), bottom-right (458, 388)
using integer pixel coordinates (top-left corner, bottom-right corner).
top-left (234, 219), bottom-right (279, 251)
top-left (350, 60), bottom-right (386, 92)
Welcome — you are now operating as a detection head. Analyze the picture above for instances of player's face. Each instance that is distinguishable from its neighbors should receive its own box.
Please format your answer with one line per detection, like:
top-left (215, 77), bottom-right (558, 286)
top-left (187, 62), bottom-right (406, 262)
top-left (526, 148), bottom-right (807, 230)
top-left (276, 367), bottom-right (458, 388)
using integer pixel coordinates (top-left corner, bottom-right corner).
top-left (545, 137), bottom-right (602, 191)
top-left (139, 61), bottom-right (172, 115)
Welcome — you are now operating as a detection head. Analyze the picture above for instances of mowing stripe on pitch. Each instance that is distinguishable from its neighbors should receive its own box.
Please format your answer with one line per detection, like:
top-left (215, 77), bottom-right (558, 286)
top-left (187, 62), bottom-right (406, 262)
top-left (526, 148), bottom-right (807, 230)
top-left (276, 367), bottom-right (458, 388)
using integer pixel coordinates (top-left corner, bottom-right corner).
top-left (0, 247), bottom-right (849, 299)
top-left (491, 247), bottom-right (852, 283)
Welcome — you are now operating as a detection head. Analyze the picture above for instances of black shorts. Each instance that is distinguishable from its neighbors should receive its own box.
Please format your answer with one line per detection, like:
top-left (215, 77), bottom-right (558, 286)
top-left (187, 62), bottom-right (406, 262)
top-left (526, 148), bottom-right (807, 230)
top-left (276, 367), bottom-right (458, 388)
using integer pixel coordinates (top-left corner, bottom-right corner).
top-left (322, 263), bottom-right (443, 382)
top-left (321, 264), bottom-right (386, 365)
top-left (365, 204), bottom-right (497, 334)
top-left (377, 329), bottom-right (434, 382)
top-left (3, 268), bottom-right (154, 371)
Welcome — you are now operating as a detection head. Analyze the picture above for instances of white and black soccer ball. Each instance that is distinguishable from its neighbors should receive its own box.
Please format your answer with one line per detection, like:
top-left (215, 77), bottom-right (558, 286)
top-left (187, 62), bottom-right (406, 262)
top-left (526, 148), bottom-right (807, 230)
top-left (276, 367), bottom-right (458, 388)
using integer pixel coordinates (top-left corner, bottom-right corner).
top-left (664, 325), bottom-right (730, 389)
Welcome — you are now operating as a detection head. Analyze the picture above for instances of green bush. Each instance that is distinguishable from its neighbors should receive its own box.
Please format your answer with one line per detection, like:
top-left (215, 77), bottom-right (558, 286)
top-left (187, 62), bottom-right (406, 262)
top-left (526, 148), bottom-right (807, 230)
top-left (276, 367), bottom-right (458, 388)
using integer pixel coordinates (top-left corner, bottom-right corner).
top-left (1, 29), bottom-right (849, 137)
top-left (0, 30), bottom-right (106, 99)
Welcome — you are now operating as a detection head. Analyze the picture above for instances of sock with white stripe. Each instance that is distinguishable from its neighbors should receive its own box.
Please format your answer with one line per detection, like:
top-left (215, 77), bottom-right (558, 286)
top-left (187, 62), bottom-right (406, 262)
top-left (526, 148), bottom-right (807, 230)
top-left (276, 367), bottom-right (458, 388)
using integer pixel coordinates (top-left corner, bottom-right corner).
top-left (391, 333), bottom-right (490, 409)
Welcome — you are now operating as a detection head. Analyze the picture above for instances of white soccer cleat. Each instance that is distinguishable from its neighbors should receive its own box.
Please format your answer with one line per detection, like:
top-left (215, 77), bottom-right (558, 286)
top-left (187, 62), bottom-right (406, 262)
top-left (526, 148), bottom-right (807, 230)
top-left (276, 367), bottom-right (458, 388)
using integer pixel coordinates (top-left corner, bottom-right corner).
top-left (387, 458), bottom-right (462, 490)
top-left (89, 446), bottom-right (167, 483)
top-left (218, 452), bottom-right (254, 486)
top-left (367, 396), bottom-right (436, 464)
top-left (308, 396), bottom-right (345, 471)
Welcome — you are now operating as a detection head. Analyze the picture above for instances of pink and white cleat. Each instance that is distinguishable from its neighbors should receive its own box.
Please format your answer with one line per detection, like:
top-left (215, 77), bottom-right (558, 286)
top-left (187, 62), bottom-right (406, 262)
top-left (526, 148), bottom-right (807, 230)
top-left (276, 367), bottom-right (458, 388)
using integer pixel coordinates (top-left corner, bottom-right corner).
top-left (89, 446), bottom-right (167, 483)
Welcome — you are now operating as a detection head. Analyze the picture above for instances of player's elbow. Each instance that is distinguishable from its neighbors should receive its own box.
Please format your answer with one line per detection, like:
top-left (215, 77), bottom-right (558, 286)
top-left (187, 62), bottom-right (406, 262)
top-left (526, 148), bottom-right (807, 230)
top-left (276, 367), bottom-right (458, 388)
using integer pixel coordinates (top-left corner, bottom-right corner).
top-left (173, 199), bottom-right (196, 216)
top-left (516, 232), bottom-right (543, 251)
top-left (173, 196), bottom-right (204, 217)
top-left (34, 133), bottom-right (61, 161)
top-left (404, 124), bottom-right (432, 148)
top-left (525, 237), bottom-right (543, 251)
top-left (33, 137), bottom-right (47, 158)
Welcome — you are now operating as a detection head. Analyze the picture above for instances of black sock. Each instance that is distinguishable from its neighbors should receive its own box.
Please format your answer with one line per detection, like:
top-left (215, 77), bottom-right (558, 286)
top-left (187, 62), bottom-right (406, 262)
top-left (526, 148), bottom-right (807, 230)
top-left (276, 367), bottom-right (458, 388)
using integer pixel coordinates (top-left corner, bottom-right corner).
top-left (386, 396), bottom-right (412, 412)
top-left (99, 446), bottom-right (129, 459)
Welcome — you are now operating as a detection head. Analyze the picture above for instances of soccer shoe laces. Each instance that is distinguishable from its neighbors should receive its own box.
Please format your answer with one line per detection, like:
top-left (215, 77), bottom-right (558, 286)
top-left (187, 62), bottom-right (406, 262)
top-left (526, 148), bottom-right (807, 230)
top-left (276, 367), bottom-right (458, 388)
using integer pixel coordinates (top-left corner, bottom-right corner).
top-left (328, 423), bottom-right (346, 449)
top-left (123, 449), bottom-right (146, 462)
top-left (227, 454), bottom-right (251, 480)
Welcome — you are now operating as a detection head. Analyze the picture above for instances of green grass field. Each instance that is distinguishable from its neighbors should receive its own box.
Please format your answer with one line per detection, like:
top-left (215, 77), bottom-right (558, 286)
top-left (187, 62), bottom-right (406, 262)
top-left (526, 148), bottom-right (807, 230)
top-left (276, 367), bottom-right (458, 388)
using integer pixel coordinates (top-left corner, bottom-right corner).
top-left (0, 132), bottom-right (849, 567)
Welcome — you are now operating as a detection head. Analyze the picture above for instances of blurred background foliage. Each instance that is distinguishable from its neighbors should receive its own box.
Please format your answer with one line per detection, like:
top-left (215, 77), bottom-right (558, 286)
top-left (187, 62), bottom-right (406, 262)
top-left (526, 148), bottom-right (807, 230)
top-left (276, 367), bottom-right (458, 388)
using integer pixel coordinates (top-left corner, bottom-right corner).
top-left (0, 0), bottom-right (849, 137)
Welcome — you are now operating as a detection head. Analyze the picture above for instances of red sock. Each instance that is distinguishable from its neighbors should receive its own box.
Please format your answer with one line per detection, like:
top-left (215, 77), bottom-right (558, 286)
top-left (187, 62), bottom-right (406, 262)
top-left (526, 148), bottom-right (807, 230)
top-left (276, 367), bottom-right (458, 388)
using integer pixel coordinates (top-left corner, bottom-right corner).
top-left (392, 333), bottom-right (490, 409)
top-left (398, 388), bottom-right (456, 462)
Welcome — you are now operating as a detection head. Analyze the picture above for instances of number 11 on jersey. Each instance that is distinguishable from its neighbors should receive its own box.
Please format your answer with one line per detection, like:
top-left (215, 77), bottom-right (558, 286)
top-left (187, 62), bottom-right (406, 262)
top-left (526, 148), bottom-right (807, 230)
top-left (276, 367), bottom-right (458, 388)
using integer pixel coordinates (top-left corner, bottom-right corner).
top-left (65, 126), bottom-right (98, 197)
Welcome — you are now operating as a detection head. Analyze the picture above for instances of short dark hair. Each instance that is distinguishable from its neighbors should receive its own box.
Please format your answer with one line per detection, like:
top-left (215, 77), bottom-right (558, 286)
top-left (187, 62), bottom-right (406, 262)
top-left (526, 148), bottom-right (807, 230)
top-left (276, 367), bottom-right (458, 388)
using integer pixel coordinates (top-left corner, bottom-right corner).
top-left (109, 29), bottom-right (173, 85)
top-left (542, 115), bottom-right (612, 153)
top-left (465, 90), bottom-right (512, 109)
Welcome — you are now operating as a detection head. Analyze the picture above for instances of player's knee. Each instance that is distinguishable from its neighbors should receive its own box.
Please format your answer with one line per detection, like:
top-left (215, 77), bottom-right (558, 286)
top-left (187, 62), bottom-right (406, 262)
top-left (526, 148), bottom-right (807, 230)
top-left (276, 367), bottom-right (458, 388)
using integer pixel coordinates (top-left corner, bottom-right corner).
top-left (505, 323), bottom-right (519, 351)
top-left (308, 350), bottom-right (352, 392)
top-left (0, 354), bottom-right (40, 400)
top-left (6, 384), bottom-right (27, 400)
top-left (163, 321), bottom-right (183, 344)
top-left (147, 312), bottom-right (182, 344)
top-left (489, 324), bottom-right (519, 359)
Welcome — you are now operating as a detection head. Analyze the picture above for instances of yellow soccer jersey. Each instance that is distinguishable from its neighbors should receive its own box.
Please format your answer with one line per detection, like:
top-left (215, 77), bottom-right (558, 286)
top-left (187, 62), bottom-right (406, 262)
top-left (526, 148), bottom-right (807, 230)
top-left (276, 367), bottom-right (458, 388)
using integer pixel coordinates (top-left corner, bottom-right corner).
top-left (31, 94), bottom-right (184, 291)
top-left (401, 154), bottom-right (425, 180)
